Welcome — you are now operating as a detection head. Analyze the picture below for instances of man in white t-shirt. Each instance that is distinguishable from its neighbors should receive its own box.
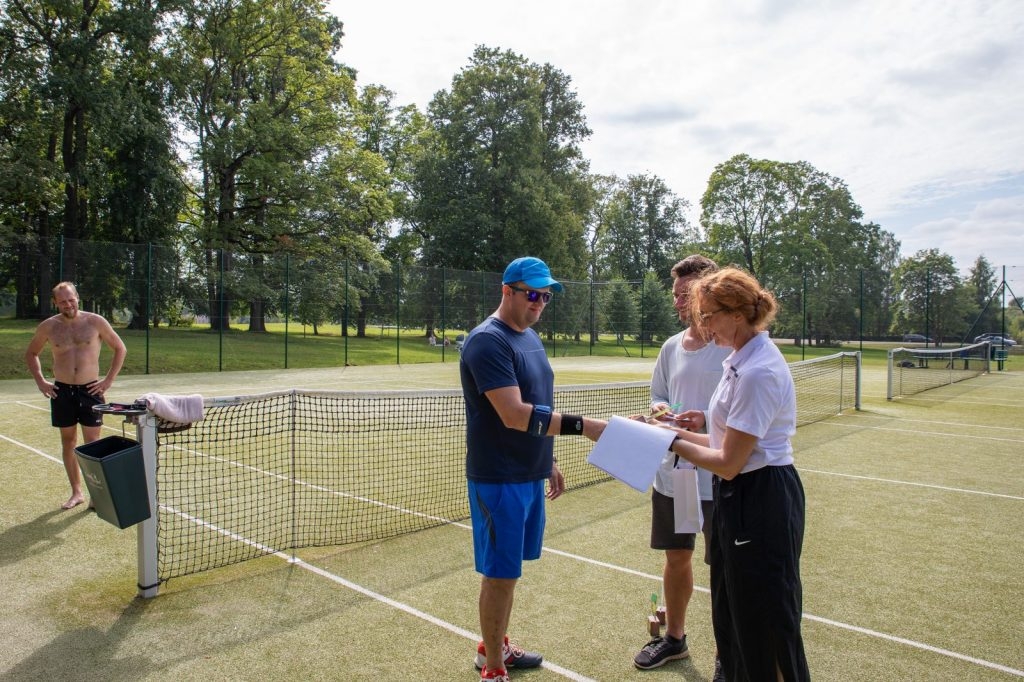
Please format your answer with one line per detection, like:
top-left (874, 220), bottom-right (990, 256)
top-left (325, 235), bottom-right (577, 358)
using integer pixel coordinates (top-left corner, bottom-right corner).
top-left (633, 256), bottom-right (730, 680)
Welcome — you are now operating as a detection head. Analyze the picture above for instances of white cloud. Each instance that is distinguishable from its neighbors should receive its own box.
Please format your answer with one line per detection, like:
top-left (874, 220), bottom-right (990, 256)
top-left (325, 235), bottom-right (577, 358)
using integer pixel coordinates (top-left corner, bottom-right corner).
top-left (330, 0), bottom-right (1024, 272)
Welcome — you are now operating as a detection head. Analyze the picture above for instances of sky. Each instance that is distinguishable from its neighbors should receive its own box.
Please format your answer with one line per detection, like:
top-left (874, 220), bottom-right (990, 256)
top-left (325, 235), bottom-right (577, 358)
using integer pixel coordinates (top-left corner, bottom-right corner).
top-left (327, 0), bottom-right (1023, 288)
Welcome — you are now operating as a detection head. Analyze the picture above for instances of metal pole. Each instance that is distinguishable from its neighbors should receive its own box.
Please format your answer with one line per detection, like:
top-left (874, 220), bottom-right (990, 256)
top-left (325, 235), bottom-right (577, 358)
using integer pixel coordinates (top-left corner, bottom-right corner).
top-left (395, 262), bottom-right (401, 364)
top-left (284, 253), bottom-right (289, 369)
top-left (925, 268), bottom-right (931, 348)
top-left (858, 270), bottom-right (864, 353)
top-left (146, 243), bottom-right (152, 374)
top-left (442, 268), bottom-right (447, 361)
top-left (136, 412), bottom-right (159, 598)
top-left (590, 278), bottom-right (595, 356)
top-left (218, 249), bottom-right (224, 372)
top-left (344, 260), bottom-right (349, 367)
top-left (802, 273), bottom-right (807, 361)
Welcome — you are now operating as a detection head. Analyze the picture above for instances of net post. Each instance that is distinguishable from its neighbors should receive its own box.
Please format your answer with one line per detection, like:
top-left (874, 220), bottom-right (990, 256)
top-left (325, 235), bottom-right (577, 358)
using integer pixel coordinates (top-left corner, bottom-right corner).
top-left (886, 349), bottom-right (895, 400)
top-left (136, 413), bottom-right (159, 598)
top-left (854, 351), bottom-right (862, 410)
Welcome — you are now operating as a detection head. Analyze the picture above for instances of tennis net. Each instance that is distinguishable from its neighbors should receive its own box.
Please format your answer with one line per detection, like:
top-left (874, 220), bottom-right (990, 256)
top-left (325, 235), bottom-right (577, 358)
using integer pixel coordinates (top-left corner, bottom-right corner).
top-left (887, 341), bottom-right (990, 399)
top-left (791, 351), bottom-right (861, 426)
top-left (153, 352), bottom-right (860, 584)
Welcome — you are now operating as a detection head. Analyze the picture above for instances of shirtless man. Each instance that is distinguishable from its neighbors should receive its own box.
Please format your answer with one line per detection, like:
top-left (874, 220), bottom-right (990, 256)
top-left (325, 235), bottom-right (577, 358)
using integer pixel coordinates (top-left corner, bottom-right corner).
top-left (25, 282), bottom-right (127, 510)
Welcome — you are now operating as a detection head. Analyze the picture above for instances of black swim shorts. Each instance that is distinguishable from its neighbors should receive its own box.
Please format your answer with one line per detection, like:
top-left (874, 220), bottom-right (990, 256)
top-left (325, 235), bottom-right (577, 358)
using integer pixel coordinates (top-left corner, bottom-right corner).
top-left (50, 381), bottom-right (104, 428)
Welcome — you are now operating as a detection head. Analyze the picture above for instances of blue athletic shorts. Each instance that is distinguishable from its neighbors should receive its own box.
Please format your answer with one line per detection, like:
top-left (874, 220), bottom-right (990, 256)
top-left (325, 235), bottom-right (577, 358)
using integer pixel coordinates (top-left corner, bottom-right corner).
top-left (468, 479), bottom-right (546, 579)
top-left (50, 381), bottom-right (103, 428)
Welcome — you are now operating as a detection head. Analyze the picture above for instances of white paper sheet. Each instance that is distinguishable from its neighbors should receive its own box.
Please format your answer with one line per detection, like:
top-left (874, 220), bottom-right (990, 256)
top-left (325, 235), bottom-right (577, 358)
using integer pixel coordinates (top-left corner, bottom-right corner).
top-left (586, 415), bottom-right (677, 492)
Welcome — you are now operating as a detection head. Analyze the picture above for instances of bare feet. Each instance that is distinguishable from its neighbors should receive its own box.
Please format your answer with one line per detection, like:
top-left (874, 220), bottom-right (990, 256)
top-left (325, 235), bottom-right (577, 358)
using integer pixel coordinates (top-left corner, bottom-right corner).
top-left (62, 493), bottom-right (86, 510)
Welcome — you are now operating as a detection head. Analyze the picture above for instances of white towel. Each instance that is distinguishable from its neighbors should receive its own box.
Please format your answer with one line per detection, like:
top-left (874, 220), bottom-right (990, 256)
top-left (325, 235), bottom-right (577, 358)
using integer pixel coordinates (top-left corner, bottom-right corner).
top-left (138, 393), bottom-right (204, 424)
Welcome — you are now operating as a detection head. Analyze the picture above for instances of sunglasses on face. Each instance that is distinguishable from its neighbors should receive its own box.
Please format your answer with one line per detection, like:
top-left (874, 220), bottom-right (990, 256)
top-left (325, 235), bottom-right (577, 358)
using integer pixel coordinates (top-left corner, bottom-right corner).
top-left (698, 307), bottom-right (729, 322)
top-left (508, 285), bottom-right (552, 304)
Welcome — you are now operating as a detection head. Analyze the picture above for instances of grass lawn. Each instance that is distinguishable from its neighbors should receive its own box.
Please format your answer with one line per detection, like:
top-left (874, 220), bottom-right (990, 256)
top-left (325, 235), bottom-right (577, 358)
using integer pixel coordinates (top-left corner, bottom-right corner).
top-left (1, 316), bottom-right (893, 380)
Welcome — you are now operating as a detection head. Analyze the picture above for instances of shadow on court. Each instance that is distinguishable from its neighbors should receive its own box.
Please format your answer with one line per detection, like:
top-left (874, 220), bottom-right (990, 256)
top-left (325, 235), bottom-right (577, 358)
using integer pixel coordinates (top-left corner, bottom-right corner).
top-left (3, 600), bottom-right (153, 681)
top-left (0, 508), bottom-right (90, 568)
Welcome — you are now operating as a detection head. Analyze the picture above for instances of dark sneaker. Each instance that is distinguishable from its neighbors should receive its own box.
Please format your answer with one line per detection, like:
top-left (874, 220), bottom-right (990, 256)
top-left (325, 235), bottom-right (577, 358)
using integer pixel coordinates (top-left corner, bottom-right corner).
top-left (712, 655), bottom-right (727, 682)
top-left (633, 634), bottom-right (689, 670)
top-left (475, 636), bottom-right (543, 670)
top-left (480, 666), bottom-right (511, 682)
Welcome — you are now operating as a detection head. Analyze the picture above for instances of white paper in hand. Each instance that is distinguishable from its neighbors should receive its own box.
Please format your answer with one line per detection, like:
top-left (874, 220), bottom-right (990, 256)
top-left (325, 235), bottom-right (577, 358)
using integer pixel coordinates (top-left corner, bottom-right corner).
top-left (586, 415), bottom-right (676, 492)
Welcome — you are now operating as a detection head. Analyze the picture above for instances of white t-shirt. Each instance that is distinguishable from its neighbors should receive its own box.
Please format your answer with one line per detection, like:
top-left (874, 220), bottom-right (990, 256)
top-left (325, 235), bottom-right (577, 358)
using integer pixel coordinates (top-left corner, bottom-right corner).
top-left (650, 329), bottom-right (732, 499)
top-left (708, 331), bottom-right (796, 474)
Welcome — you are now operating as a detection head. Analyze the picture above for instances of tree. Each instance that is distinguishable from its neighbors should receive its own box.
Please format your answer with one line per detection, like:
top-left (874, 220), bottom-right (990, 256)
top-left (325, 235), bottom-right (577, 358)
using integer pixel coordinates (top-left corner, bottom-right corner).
top-left (701, 154), bottom-right (790, 281)
top-left (702, 154), bottom-right (900, 344)
top-left (2, 0), bottom-right (178, 316)
top-left (413, 45), bottom-right (592, 279)
top-left (636, 271), bottom-right (677, 343)
top-left (602, 174), bottom-right (696, 283)
top-left (169, 0), bottom-right (371, 331)
top-left (891, 249), bottom-right (971, 343)
top-left (965, 255), bottom-right (999, 338)
top-left (598, 278), bottom-right (638, 343)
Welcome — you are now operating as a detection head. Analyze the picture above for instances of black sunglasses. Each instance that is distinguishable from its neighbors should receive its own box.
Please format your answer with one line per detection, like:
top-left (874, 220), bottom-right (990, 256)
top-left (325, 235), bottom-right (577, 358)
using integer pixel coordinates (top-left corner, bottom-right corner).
top-left (508, 285), bottom-right (552, 304)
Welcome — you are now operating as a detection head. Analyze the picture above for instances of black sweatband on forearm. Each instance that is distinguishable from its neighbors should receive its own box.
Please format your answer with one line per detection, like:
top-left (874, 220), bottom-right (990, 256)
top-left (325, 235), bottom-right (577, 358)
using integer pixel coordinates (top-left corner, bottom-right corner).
top-left (560, 414), bottom-right (584, 435)
top-left (529, 404), bottom-right (552, 437)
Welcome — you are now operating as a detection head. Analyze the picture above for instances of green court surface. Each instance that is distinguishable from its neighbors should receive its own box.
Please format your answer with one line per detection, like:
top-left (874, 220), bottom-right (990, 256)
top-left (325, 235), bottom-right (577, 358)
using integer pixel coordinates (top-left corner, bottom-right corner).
top-left (1, 358), bottom-right (1021, 681)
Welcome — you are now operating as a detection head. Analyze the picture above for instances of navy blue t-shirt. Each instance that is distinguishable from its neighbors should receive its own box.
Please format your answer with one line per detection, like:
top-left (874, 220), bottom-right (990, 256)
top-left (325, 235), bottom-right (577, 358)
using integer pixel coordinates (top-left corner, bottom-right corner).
top-left (460, 316), bottom-right (555, 483)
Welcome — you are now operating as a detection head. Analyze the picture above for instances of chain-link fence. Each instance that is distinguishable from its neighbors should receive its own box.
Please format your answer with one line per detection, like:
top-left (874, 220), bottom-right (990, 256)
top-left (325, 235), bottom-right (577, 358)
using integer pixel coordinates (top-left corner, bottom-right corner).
top-left (10, 238), bottom-right (1020, 373)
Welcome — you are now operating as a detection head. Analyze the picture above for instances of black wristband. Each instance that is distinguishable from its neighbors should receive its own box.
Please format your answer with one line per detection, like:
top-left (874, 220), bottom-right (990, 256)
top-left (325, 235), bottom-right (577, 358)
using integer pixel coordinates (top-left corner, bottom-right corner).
top-left (560, 414), bottom-right (584, 435)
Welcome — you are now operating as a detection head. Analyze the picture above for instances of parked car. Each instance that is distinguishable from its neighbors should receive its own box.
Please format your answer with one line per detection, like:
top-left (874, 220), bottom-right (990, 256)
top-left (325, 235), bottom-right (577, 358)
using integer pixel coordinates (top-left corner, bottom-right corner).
top-left (974, 333), bottom-right (1017, 346)
top-left (902, 333), bottom-right (933, 343)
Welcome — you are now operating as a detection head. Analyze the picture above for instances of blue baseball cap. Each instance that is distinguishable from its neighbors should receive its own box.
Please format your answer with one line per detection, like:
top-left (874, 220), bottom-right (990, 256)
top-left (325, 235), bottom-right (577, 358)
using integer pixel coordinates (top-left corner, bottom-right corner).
top-left (502, 256), bottom-right (563, 292)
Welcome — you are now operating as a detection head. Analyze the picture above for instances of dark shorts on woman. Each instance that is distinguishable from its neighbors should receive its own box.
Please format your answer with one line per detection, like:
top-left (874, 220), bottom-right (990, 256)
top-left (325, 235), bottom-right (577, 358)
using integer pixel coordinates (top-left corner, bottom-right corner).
top-left (50, 381), bottom-right (103, 428)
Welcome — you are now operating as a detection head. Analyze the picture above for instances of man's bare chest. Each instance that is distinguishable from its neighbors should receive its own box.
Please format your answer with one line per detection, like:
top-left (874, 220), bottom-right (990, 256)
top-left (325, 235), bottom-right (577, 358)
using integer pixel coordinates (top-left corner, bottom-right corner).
top-left (51, 320), bottom-right (97, 350)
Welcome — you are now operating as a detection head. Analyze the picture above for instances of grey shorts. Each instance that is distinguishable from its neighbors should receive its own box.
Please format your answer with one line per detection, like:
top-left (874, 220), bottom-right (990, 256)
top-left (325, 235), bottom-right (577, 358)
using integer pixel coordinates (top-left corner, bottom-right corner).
top-left (650, 488), bottom-right (715, 565)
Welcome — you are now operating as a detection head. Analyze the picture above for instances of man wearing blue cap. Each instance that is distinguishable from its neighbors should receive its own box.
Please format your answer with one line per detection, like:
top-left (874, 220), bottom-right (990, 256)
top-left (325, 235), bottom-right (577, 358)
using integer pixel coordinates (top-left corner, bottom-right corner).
top-left (461, 256), bottom-right (602, 682)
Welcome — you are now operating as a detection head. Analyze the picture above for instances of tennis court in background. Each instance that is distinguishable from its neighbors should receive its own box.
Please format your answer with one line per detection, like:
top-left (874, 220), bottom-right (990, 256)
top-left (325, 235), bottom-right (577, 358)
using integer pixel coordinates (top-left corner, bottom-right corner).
top-left (1, 357), bottom-right (1021, 681)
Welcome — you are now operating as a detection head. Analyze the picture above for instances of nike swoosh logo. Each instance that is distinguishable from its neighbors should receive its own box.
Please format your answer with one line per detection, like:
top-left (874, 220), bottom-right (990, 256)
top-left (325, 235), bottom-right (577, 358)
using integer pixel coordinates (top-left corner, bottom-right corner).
top-left (734, 539), bottom-right (752, 546)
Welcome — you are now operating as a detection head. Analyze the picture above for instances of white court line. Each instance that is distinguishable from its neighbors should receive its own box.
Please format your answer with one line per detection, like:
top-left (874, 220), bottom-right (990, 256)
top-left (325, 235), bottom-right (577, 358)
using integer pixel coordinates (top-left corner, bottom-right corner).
top-left (540, 547), bottom-right (1024, 678)
top-left (799, 468), bottom-right (1024, 501)
top-left (0, 434), bottom-right (61, 464)
top-left (162, 504), bottom-right (596, 682)
top-left (808, 419), bottom-right (1024, 445)
top-left (894, 395), bottom-right (1024, 408)
top-left (847, 413), bottom-right (1024, 433)
top-left (6, 420), bottom-right (1022, 677)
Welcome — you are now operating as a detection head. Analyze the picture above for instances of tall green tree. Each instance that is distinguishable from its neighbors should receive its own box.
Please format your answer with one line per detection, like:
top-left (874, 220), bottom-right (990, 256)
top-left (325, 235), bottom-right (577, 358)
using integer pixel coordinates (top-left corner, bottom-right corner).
top-left (2, 0), bottom-right (177, 315)
top-left (636, 270), bottom-right (677, 343)
top-left (413, 45), bottom-right (592, 279)
top-left (602, 173), bottom-right (695, 283)
top-left (891, 249), bottom-right (971, 343)
top-left (702, 153), bottom-right (899, 344)
top-left (701, 154), bottom-right (789, 281)
top-left (965, 255), bottom-right (999, 337)
top-left (168, 0), bottom-right (371, 331)
top-left (598, 278), bottom-right (638, 343)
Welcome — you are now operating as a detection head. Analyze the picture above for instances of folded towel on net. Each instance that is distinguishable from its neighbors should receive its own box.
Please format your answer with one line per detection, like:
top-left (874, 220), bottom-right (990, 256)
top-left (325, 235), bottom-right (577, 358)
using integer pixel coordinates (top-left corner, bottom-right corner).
top-left (137, 393), bottom-right (205, 424)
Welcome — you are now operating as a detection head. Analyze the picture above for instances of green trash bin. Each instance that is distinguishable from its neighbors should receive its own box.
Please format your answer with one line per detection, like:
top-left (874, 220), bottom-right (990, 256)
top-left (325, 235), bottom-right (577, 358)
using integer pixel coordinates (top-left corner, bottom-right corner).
top-left (75, 435), bottom-right (152, 529)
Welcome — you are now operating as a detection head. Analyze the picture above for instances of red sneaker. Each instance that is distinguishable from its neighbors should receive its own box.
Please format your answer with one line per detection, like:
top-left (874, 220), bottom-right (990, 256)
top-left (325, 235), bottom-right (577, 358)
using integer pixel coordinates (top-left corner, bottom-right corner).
top-left (475, 635), bottom-right (543, 669)
top-left (480, 665), bottom-right (511, 682)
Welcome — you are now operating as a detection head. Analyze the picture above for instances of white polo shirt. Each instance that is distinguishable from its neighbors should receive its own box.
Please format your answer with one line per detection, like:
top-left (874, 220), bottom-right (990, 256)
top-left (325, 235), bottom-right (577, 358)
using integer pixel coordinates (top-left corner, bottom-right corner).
top-left (708, 331), bottom-right (797, 474)
top-left (650, 329), bottom-right (732, 499)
